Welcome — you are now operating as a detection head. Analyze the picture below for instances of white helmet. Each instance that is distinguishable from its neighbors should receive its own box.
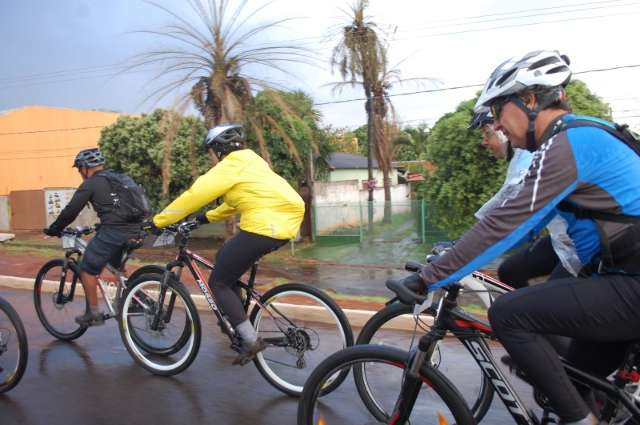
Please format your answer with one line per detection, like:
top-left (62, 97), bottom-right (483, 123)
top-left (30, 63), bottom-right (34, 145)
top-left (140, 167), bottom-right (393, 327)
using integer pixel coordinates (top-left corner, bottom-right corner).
top-left (474, 50), bottom-right (571, 111)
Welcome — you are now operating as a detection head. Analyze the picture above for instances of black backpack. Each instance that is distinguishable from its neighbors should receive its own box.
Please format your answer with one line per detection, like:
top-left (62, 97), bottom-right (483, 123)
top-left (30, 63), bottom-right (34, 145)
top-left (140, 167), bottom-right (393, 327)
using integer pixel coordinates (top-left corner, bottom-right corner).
top-left (552, 118), bottom-right (640, 269)
top-left (101, 171), bottom-right (151, 223)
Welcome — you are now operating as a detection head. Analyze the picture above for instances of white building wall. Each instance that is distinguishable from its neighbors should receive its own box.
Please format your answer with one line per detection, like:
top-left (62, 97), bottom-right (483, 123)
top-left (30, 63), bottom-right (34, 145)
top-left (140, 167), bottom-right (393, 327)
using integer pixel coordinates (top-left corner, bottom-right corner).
top-left (0, 196), bottom-right (10, 231)
top-left (313, 181), bottom-right (410, 234)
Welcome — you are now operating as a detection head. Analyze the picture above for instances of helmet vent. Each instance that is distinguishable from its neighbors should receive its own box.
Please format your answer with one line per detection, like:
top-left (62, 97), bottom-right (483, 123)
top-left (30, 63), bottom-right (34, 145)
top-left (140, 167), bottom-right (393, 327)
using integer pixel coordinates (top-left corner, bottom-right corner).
top-left (529, 56), bottom-right (560, 70)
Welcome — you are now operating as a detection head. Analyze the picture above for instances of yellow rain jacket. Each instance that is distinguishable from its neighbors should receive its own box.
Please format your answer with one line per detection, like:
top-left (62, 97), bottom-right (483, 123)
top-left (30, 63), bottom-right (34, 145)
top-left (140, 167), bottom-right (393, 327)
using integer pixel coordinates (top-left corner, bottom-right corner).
top-left (153, 149), bottom-right (305, 240)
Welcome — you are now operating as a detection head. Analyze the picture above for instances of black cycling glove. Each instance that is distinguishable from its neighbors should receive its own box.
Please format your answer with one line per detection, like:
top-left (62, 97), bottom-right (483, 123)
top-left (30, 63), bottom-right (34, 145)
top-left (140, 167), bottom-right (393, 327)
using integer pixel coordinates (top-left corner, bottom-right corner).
top-left (194, 213), bottom-right (209, 225)
top-left (43, 227), bottom-right (61, 237)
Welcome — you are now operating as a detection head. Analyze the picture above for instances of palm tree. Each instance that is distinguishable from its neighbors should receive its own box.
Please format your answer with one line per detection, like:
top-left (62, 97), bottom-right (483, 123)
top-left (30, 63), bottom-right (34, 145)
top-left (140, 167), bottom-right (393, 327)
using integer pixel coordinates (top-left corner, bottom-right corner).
top-left (394, 123), bottom-right (430, 161)
top-left (131, 0), bottom-right (319, 236)
top-left (331, 6), bottom-right (433, 223)
top-left (131, 0), bottom-right (319, 157)
top-left (331, 0), bottom-right (386, 228)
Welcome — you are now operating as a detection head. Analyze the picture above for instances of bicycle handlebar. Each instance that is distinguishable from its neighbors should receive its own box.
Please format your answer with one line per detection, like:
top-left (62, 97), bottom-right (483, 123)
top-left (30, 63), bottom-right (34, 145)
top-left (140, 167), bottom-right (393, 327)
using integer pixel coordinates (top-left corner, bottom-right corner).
top-left (61, 226), bottom-right (94, 237)
top-left (386, 274), bottom-right (427, 305)
top-left (163, 219), bottom-right (200, 236)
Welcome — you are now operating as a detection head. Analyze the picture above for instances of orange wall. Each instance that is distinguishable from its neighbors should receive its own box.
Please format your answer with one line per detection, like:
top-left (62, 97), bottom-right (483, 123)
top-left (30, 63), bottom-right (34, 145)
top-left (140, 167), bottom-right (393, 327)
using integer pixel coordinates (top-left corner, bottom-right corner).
top-left (0, 106), bottom-right (121, 195)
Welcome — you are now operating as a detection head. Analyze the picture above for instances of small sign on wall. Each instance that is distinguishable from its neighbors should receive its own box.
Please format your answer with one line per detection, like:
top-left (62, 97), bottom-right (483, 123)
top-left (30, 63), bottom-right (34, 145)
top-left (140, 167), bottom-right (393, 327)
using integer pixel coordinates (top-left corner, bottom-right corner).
top-left (44, 188), bottom-right (98, 228)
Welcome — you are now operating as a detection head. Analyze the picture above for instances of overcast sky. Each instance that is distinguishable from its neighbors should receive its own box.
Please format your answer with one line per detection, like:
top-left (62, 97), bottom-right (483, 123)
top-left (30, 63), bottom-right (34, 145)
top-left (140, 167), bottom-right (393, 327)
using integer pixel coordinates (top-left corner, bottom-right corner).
top-left (2, 0), bottom-right (640, 130)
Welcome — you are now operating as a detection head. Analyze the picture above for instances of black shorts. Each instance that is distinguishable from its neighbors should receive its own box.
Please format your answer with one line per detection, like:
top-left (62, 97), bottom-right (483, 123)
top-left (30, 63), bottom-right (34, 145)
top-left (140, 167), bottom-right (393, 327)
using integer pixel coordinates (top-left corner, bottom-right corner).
top-left (79, 227), bottom-right (130, 275)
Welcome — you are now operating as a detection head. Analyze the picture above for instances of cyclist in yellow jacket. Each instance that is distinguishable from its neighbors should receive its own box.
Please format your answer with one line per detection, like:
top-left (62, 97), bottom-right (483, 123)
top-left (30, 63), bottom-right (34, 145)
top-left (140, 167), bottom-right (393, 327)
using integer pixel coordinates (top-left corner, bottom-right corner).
top-left (153, 123), bottom-right (305, 365)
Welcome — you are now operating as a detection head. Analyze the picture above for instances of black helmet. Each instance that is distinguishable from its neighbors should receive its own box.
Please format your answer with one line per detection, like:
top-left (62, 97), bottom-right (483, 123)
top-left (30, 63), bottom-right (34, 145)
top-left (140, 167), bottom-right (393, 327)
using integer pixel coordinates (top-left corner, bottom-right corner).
top-left (73, 148), bottom-right (105, 168)
top-left (469, 110), bottom-right (494, 130)
top-left (203, 124), bottom-right (244, 156)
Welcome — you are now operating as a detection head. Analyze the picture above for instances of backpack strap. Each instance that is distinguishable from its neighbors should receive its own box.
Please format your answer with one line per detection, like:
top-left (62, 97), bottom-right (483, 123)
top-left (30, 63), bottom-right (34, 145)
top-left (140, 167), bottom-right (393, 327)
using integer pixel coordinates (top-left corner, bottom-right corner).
top-left (554, 118), bottom-right (640, 157)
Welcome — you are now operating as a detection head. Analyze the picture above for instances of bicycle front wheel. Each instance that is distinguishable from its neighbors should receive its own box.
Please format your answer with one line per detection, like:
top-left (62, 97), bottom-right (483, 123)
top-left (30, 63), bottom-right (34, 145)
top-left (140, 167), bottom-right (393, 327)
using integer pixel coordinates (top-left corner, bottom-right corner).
top-left (356, 301), bottom-right (494, 423)
top-left (249, 283), bottom-right (354, 397)
top-left (119, 273), bottom-right (201, 376)
top-left (34, 259), bottom-right (88, 340)
top-left (297, 344), bottom-right (475, 425)
top-left (0, 297), bottom-right (28, 393)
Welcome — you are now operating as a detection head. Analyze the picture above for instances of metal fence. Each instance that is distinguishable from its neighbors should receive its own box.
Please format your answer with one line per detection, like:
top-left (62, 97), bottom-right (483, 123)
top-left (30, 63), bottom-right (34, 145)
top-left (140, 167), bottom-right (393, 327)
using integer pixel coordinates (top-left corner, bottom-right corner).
top-left (312, 200), bottom-right (450, 245)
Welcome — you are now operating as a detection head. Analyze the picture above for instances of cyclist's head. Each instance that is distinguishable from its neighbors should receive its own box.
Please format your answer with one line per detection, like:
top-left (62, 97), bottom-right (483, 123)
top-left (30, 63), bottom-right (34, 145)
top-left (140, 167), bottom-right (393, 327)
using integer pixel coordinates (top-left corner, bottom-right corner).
top-left (470, 110), bottom-right (510, 159)
top-left (73, 148), bottom-right (105, 179)
top-left (474, 50), bottom-right (571, 152)
top-left (469, 110), bottom-right (494, 130)
top-left (203, 123), bottom-right (245, 158)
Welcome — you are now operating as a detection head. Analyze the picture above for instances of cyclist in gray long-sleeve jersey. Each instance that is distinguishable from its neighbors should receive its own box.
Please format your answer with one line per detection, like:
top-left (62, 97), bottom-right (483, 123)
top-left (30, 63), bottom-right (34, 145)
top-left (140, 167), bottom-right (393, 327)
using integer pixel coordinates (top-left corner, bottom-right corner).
top-left (420, 50), bottom-right (640, 425)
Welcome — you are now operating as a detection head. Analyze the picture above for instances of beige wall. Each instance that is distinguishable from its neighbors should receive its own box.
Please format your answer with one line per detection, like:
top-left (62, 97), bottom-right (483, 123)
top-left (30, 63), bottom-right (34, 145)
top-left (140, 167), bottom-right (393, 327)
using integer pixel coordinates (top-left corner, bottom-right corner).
top-left (0, 106), bottom-right (120, 195)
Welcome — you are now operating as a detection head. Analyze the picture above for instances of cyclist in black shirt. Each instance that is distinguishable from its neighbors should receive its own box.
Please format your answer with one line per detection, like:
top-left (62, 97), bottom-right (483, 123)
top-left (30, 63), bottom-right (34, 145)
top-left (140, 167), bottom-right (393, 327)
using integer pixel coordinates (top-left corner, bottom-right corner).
top-left (44, 148), bottom-right (143, 326)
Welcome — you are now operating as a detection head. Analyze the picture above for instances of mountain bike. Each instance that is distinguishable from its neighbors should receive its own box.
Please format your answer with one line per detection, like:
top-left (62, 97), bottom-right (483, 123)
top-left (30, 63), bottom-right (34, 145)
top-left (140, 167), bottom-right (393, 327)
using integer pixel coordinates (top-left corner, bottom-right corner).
top-left (0, 296), bottom-right (28, 393)
top-left (298, 272), bottom-right (640, 425)
top-left (354, 252), bottom-right (514, 423)
top-left (33, 226), bottom-right (199, 376)
top-left (121, 219), bottom-right (354, 396)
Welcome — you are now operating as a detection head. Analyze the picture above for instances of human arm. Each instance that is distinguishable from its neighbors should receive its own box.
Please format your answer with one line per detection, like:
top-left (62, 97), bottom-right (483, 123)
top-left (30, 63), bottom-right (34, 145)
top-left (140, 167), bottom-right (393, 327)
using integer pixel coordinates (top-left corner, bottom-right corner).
top-left (153, 160), bottom-right (237, 228)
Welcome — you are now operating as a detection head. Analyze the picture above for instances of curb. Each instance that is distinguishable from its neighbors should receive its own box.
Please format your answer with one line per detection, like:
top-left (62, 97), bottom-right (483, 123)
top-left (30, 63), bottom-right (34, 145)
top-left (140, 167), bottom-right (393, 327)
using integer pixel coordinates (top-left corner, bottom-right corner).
top-left (0, 274), bottom-right (428, 331)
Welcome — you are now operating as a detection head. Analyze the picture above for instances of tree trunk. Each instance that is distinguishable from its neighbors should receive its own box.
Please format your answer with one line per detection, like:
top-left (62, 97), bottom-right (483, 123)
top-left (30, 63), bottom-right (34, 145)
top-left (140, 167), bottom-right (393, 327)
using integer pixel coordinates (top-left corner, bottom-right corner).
top-left (383, 168), bottom-right (392, 223)
top-left (364, 85), bottom-right (375, 234)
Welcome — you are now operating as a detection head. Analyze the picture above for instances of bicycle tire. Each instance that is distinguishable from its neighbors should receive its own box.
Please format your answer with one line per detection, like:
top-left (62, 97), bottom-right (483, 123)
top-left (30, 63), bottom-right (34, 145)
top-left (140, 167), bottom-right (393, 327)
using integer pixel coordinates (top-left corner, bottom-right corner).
top-left (249, 283), bottom-right (354, 397)
top-left (119, 273), bottom-right (201, 376)
top-left (297, 344), bottom-right (475, 425)
top-left (124, 271), bottom-right (192, 356)
top-left (355, 301), bottom-right (494, 423)
top-left (34, 259), bottom-right (88, 341)
top-left (0, 297), bottom-right (28, 393)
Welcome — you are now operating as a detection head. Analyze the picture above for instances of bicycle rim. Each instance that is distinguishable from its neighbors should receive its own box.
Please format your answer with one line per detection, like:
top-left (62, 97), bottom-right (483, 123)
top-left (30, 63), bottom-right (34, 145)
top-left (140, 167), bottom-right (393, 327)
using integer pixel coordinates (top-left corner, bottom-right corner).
top-left (0, 299), bottom-right (28, 393)
top-left (356, 302), bottom-right (492, 422)
top-left (121, 279), bottom-right (198, 374)
top-left (252, 287), bottom-right (350, 396)
top-left (298, 345), bottom-right (474, 425)
top-left (34, 260), bottom-right (87, 340)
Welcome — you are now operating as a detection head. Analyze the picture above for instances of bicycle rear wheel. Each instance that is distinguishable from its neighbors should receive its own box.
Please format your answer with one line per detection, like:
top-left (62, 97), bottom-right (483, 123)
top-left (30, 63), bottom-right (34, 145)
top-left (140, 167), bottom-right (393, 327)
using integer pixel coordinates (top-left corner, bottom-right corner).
top-left (119, 273), bottom-right (201, 376)
top-left (356, 301), bottom-right (494, 423)
top-left (0, 297), bottom-right (28, 393)
top-left (34, 259), bottom-right (88, 340)
top-left (297, 344), bottom-right (474, 425)
top-left (249, 283), bottom-right (354, 397)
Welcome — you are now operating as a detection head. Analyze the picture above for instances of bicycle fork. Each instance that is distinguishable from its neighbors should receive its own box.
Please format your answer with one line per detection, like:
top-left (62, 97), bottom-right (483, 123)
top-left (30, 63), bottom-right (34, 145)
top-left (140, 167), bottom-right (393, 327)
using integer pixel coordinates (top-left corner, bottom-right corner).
top-left (388, 332), bottom-right (441, 425)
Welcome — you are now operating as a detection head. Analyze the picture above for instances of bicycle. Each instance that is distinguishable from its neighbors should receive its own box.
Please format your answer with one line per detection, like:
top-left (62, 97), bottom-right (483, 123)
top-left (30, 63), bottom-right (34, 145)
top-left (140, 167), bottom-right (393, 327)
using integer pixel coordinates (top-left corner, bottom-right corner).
top-left (354, 251), bottom-right (514, 423)
top-left (298, 271), bottom-right (640, 425)
top-left (0, 296), bottom-right (28, 393)
top-left (34, 226), bottom-right (199, 376)
top-left (121, 219), bottom-right (354, 395)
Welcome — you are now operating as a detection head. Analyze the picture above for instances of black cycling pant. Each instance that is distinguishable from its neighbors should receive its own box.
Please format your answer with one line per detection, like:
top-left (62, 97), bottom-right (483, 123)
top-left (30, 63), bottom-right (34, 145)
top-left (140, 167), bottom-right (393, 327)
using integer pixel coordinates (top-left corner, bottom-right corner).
top-left (497, 236), bottom-right (571, 289)
top-left (498, 235), bottom-right (573, 356)
top-left (489, 273), bottom-right (640, 422)
top-left (209, 230), bottom-right (288, 327)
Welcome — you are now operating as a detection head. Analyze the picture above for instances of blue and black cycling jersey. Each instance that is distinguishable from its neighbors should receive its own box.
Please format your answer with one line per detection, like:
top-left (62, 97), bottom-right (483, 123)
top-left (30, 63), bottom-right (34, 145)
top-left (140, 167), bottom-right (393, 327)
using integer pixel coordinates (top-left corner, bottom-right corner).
top-left (423, 113), bottom-right (640, 288)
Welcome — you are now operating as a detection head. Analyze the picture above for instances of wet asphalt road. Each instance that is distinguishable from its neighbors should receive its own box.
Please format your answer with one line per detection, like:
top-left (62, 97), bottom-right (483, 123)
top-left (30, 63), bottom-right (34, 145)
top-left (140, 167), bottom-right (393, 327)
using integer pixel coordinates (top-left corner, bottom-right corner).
top-left (0, 288), bottom-right (540, 425)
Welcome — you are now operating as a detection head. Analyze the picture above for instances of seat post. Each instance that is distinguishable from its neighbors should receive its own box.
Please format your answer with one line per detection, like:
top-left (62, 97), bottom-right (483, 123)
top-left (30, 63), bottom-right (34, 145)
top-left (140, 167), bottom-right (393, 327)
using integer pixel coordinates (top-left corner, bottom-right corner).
top-left (248, 262), bottom-right (259, 287)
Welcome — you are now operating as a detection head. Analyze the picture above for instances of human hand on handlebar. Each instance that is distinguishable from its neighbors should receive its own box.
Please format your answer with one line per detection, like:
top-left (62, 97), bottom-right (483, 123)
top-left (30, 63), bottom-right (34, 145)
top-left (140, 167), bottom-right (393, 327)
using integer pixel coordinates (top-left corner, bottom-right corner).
top-left (43, 227), bottom-right (61, 237)
top-left (141, 220), bottom-right (163, 236)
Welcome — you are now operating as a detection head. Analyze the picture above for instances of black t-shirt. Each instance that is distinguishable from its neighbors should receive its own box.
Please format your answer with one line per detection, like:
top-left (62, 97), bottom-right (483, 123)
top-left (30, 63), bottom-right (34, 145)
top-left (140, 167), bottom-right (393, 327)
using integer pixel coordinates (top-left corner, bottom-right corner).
top-left (48, 170), bottom-right (142, 235)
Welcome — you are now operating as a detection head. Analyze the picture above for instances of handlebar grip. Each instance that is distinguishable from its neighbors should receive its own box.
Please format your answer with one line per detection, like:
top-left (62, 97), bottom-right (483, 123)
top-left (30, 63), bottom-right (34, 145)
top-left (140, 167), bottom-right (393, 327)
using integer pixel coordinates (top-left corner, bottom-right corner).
top-left (385, 274), bottom-right (427, 305)
top-left (405, 261), bottom-right (424, 272)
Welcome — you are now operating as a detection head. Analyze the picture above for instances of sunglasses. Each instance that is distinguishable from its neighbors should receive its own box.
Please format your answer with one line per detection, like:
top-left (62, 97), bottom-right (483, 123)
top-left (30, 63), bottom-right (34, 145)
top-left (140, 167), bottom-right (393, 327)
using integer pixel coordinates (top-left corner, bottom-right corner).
top-left (490, 96), bottom-right (516, 120)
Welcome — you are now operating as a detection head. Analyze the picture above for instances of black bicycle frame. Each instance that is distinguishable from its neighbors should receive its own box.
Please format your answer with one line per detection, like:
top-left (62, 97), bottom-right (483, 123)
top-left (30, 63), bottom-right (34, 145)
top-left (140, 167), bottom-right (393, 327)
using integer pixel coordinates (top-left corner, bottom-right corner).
top-left (404, 284), bottom-right (640, 425)
top-left (419, 285), bottom-right (640, 425)
top-left (161, 234), bottom-right (261, 336)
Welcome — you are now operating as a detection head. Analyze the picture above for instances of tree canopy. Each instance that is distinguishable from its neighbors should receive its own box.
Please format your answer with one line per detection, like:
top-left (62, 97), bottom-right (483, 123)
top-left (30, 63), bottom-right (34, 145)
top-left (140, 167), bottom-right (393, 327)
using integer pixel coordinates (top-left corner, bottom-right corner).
top-left (99, 90), bottom-right (332, 211)
top-left (99, 110), bottom-right (208, 211)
